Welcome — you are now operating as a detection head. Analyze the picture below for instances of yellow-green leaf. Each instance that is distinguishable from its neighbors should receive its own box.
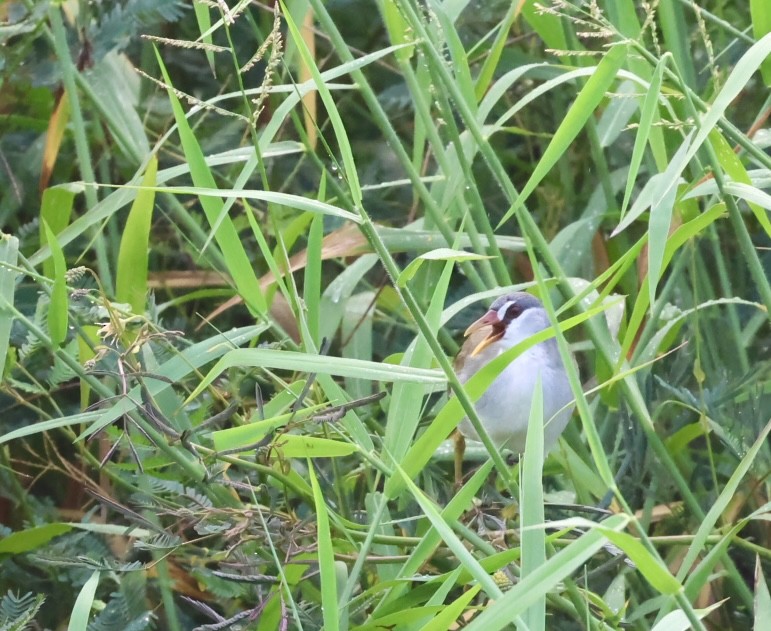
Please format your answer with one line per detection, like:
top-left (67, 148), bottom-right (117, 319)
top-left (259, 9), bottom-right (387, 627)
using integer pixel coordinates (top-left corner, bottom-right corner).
top-left (42, 220), bottom-right (68, 348)
top-left (115, 155), bottom-right (157, 313)
top-left (273, 434), bottom-right (357, 458)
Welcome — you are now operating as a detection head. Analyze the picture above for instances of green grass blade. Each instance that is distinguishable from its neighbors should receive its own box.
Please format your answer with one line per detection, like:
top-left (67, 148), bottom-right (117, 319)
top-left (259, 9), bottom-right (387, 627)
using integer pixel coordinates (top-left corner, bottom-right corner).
top-left (709, 131), bottom-right (771, 236)
top-left (751, 0), bottom-right (771, 85)
top-left (78, 325), bottom-right (266, 440)
top-left (115, 155), bottom-right (157, 313)
top-left (385, 255), bottom-right (455, 461)
top-left (40, 185), bottom-right (76, 279)
top-left (0, 234), bottom-right (19, 377)
top-left (677, 418), bottom-right (771, 583)
top-left (651, 601), bottom-right (725, 631)
top-left (521, 377), bottom-right (545, 631)
top-left (646, 170), bottom-right (680, 304)
top-left (41, 220), bottom-right (68, 348)
top-left (186, 348), bottom-right (445, 404)
top-left (0, 523), bottom-right (72, 554)
top-left (193, 1), bottom-right (216, 75)
top-left (417, 584), bottom-right (481, 631)
top-left (392, 461), bottom-right (505, 600)
top-left (497, 44), bottom-right (628, 228)
top-left (304, 213), bottom-right (323, 346)
top-left (600, 530), bottom-right (681, 594)
top-left (620, 55), bottom-right (667, 218)
top-left (430, 2), bottom-right (475, 110)
top-left (308, 461), bottom-right (340, 631)
top-left (370, 460), bottom-right (494, 619)
top-left (474, 1), bottom-right (522, 100)
top-left (281, 1), bottom-right (362, 206)
top-left (0, 412), bottom-right (102, 446)
top-left (463, 515), bottom-right (630, 630)
top-left (153, 47), bottom-right (266, 316)
top-left (521, 0), bottom-right (567, 49)
top-left (621, 202), bottom-right (726, 362)
top-left (755, 556), bottom-right (771, 631)
top-left (67, 570), bottom-right (99, 631)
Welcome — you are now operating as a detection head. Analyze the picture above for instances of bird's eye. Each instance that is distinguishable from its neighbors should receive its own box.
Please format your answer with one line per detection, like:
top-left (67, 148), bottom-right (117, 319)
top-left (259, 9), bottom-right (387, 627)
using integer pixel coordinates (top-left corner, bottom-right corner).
top-left (504, 303), bottom-right (522, 321)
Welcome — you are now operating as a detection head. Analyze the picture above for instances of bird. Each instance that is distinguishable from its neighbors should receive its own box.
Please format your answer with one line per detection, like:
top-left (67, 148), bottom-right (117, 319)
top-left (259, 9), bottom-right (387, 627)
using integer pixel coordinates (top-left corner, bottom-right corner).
top-left (453, 292), bottom-right (575, 481)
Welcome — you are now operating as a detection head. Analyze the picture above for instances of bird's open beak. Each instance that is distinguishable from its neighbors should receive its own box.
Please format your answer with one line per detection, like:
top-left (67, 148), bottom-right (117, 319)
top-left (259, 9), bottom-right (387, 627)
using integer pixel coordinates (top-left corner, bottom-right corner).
top-left (464, 310), bottom-right (503, 357)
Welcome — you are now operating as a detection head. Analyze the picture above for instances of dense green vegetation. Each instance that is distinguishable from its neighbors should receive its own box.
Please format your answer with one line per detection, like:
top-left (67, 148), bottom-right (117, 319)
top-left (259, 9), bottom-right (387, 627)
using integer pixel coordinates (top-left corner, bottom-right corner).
top-left (1, 0), bottom-right (770, 629)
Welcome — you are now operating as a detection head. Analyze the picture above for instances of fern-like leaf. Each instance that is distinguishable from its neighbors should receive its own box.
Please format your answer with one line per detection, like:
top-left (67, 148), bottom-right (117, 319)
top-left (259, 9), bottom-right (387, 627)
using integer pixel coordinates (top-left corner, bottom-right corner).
top-left (0, 591), bottom-right (46, 631)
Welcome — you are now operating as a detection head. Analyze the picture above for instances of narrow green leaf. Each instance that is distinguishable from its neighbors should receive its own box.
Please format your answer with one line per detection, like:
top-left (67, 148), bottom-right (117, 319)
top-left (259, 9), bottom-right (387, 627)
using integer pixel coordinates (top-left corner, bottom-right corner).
top-left (67, 570), bottom-right (99, 631)
top-left (373, 461), bottom-right (494, 617)
top-left (0, 523), bottom-right (72, 554)
top-left (186, 348), bottom-right (445, 404)
top-left (387, 253), bottom-right (455, 463)
top-left (709, 131), bottom-right (771, 237)
top-left (40, 185), bottom-right (76, 279)
top-left (308, 462), bottom-right (339, 630)
top-left (277, 434), bottom-right (357, 458)
top-left (431, 2), bottom-right (475, 111)
top-left (621, 202), bottom-right (726, 362)
top-left (193, 0), bottom-right (216, 74)
top-left (498, 44), bottom-right (628, 228)
top-left (153, 48), bottom-right (266, 315)
top-left (398, 248), bottom-right (492, 287)
top-left (651, 601), bottom-right (725, 631)
top-left (521, 0), bottom-right (567, 50)
top-left (755, 556), bottom-right (771, 631)
top-left (647, 172), bottom-right (680, 304)
top-left (360, 607), bottom-right (448, 630)
top-left (380, 0), bottom-right (415, 63)
top-left (521, 377), bottom-right (545, 631)
top-left (392, 461), bottom-right (505, 600)
top-left (751, 0), bottom-right (771, 85)
top-left (620, 55), bottom-right (667, 217)
top-left (281, 1), bottom-right (362, 205)
top-left (109, 184), bottom-right (360, 224)
top-left (658, 0), bottom-right (696, 88)
top-left (211, 405), bottom-right (325, 453)
top-left (474, 1), bottom-right (522, 100)
top-left (417, 585), bottom-right (481, 631)
top-left (677, 417), bottom-right (771, 583)
top-left (305, 213), bottom-right (323, 346)
top-left (0, 234), bottom-right (19, 378)
top-left (600, 529), bottom-right (681, 594)
top-left (612, 137), bottom-right (689, 238)
top-left (464, 515), bottom-right (630, 630)
top-left (0, 411), bottom-right (102, 446)
top-left (115, 155), bottom-right (157, 313)
top-left (42, 220), bottom-right (68, 348)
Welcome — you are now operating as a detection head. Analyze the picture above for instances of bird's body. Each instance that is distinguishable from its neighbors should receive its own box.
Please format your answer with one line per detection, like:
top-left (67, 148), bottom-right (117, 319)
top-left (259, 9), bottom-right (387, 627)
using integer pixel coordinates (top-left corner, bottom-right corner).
top-left (455, 293), bottom-right (575, 456)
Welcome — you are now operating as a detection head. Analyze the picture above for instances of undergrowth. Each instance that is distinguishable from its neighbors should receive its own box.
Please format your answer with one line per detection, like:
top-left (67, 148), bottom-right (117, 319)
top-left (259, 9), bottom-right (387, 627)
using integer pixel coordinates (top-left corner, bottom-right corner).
top-left (0, 0), bottom-right (770, 629)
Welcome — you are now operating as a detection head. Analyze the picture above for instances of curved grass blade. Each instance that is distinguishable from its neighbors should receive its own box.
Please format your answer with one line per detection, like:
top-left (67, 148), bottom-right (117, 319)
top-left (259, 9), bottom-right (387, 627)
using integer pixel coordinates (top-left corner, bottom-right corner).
top-left (42, 220), bottom-right (68, 348)
top-left (115, 155), bottom-right (157, 313)
top-left (497, 44), bottom-right (628, 228)
top-left (308, 462), bottom-right (340, 631)
top-left (153, 47), bottom-right (266, 315)
top-left (67, 570), bottom-right (99, 631)
top-left (463, 515), bottom-right (629, 630)
top-left (185, 348), bottom-right (446, 404)
top-left (521, 377), bottom-right (545, 631)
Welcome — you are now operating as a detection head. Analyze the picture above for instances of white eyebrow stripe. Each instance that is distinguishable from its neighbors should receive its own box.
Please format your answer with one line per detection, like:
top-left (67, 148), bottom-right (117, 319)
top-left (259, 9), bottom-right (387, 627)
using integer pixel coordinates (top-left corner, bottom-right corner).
top-left (497, 302), bottom-right (513, 320)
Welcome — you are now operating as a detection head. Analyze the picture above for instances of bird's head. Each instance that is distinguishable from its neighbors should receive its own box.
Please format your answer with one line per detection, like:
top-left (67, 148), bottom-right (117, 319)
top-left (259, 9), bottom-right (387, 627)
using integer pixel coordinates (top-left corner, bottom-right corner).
top-left (464, 292), bottom-right (545, 357)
